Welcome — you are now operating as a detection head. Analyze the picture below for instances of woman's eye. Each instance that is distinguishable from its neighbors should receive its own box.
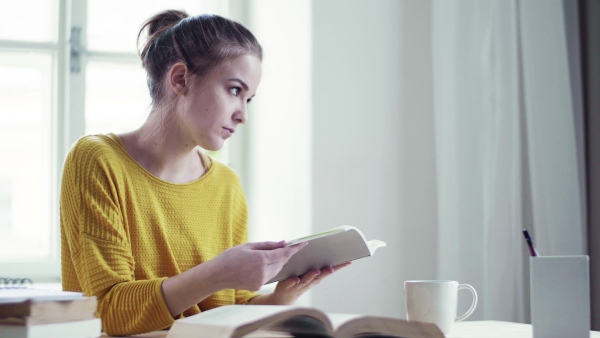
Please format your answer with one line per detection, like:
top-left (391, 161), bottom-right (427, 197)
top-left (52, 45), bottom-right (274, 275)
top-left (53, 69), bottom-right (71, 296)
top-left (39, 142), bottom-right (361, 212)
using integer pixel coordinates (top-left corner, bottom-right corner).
top-left (229, 87), bottom-right (241, 96)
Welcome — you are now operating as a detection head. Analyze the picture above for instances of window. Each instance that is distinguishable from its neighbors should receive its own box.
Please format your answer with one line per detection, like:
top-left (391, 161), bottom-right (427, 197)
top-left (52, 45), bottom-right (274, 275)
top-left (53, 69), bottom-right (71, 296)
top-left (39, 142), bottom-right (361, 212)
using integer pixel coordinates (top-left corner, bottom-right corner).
top-left (0, 0), bottom-right (58, 279)
top-left (0, 0), bottom-right (229, 281)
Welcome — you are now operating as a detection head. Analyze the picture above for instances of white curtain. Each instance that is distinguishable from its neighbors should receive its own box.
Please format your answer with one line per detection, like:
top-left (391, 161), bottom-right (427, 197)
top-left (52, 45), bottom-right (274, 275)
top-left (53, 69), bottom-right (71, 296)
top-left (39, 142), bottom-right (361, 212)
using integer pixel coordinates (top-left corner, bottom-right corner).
top-left (432, 0), bottom-right (586, 322)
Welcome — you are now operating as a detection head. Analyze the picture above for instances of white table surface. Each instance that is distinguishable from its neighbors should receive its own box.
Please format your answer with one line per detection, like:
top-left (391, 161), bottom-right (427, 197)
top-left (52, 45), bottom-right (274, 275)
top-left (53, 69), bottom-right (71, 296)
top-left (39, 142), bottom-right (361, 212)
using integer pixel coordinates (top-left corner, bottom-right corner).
top-left (102, 320), bottom-right (600, 337)
top-left (447, 320), bottom-right (600, 338)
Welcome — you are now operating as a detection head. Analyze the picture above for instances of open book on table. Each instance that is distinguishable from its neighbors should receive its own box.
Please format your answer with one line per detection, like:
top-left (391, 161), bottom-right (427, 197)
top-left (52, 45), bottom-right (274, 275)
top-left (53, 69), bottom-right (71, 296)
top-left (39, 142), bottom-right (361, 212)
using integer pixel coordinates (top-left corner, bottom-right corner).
top-left (167, 305), bottom-right (444, 338)
top-left (267, 225), bottom-right (386, 284)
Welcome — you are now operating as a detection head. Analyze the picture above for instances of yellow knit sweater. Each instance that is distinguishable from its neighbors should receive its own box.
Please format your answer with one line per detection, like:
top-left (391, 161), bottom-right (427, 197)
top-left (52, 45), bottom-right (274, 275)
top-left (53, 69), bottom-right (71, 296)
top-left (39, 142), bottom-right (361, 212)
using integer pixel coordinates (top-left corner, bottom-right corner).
top-left (60, 134), bottom-right (256, 336)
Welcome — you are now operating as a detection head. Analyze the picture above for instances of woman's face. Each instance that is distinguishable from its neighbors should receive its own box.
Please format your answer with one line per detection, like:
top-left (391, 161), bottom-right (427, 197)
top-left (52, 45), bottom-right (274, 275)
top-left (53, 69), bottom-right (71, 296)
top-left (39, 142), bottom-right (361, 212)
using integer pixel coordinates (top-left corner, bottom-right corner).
top-left (178, 54), bottom-right (262, 151)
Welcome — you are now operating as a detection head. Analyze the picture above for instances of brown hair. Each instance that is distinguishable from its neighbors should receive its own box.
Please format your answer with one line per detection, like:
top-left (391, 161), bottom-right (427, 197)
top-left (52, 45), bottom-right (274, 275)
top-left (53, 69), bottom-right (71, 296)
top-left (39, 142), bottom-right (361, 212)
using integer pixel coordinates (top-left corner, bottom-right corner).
top-left (138, 10), bottom-right (263, 103)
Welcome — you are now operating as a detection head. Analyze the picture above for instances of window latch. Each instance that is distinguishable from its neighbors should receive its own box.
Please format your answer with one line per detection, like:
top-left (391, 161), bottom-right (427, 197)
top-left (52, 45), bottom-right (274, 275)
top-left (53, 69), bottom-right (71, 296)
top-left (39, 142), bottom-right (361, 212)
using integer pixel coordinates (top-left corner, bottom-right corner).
top-left (70, 26), bottom-right (82, 73)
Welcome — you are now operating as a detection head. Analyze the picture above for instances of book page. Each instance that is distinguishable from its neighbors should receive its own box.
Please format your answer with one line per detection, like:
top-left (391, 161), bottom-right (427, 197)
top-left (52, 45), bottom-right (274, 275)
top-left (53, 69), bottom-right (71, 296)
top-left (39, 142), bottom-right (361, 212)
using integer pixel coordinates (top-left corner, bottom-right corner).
top-left (168, 305), bottom-right (334, 338)
top-left (367, 239), bottom-right (387, 255)
top-left (328, 314), bottom-right (445, 338)
top-left (284, 226), bottom-right (349, 247)
top-left (243, 331), bottom-right (294, 338)
top-left (262, 316), bottom-right (331, 336)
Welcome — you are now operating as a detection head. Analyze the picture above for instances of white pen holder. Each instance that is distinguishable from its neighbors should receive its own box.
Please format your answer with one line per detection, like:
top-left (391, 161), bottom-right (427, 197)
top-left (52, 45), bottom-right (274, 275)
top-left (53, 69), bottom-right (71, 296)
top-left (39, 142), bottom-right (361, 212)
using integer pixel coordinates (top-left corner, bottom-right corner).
top-left (530, 255), bottom-right (590, 338)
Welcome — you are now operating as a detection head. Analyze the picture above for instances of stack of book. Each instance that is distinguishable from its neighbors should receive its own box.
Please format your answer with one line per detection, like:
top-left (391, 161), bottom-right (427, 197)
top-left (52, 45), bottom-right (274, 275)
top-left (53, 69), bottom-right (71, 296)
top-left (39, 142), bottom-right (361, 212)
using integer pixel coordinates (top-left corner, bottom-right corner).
top-left (0, 287), bottom-right (101, 338)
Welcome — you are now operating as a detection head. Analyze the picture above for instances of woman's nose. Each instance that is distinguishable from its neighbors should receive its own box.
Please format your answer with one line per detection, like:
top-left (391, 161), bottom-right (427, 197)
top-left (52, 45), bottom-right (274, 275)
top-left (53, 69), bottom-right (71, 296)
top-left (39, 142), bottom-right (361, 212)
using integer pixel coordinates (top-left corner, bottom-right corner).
top-left (234, 103), bottom-right (248, 124)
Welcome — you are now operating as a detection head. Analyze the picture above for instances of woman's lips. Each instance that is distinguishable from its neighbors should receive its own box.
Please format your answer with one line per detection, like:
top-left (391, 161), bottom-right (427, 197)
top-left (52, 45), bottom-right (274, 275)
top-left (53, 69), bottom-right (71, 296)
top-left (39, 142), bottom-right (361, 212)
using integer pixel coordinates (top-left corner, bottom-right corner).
top-left (223, 127), bottom-right (235, 138)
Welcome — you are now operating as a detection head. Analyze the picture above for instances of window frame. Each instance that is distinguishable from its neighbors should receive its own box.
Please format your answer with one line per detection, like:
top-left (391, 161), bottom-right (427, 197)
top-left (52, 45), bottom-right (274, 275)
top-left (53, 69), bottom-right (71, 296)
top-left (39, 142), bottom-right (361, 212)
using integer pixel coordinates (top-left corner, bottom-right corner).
top-left (0, 0), bottom-right (240, 282)
top-left (0, 0), bottom-right (66, 281)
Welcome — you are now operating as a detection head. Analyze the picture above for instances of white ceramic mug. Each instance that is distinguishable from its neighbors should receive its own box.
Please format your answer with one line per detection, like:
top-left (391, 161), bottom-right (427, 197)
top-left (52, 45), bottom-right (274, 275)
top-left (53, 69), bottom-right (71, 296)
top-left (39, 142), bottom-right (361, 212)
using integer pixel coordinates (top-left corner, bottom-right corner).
top-left (404, 280), bottom-right (478, 334)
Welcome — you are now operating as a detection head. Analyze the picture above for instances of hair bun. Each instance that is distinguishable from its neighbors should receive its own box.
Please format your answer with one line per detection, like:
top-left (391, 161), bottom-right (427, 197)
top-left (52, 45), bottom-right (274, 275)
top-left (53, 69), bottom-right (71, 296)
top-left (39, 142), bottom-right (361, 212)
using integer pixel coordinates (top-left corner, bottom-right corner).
top-left (138, 10), bottom-right (189, 58)
top-left (146, 10), bottom-right (189, 36)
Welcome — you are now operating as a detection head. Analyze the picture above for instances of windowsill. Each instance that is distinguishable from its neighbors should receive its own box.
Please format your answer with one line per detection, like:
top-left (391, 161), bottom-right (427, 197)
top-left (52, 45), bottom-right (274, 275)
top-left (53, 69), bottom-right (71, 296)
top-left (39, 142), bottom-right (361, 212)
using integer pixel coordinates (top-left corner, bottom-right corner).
top-left (34, 282), bottom-right (63, 291)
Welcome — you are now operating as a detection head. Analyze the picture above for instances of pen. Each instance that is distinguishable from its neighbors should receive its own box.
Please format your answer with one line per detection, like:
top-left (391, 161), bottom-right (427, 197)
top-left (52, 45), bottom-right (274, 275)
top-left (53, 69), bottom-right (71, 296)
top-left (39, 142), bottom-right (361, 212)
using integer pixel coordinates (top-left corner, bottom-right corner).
top-left (522, 229), bottom-right (539, 257)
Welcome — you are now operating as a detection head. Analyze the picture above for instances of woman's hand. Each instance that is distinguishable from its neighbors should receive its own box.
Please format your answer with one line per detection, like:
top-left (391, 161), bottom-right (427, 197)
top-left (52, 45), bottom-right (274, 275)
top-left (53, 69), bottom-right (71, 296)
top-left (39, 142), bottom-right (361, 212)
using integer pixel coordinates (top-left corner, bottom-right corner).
top-left (161, 240), bottom-right (306, 316)
top-left (249, 262), bottom-right (351, 305)
top-left (206, 241), bottom-right (308, 292)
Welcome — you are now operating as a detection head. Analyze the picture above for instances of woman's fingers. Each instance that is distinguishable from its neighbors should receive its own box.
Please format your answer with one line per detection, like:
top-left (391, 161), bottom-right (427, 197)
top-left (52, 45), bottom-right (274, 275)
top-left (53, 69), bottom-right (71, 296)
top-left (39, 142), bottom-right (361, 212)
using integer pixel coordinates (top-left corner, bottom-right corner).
top-left (299, 263), bottom-right (349, 286)
top-left (294, 263), bottom-right (351, 287)
top-left (272, 263), bottom-right (353, 305)
top-left (278, 276), bottom-right (301, 290)
top-left (210, 240), bottom-right (309, 290)
top-left (262, 242), bottom-right (308, 276)
top-left (298, 269), bottom-right (321, 284)
top-left (332, 261), bottom-right (352, 271)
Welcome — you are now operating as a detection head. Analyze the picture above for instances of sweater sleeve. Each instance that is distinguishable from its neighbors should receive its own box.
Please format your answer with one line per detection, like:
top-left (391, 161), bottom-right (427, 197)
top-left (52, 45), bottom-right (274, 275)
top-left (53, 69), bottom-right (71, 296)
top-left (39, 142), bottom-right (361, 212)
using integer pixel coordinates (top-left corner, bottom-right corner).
top-left (60, 141), bottom-right (174, 336)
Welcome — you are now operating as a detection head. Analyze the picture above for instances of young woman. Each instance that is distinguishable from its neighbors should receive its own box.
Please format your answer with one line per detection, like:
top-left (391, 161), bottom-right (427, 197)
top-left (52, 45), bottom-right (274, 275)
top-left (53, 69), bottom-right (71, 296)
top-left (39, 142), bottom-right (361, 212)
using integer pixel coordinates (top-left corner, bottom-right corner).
top-left (60, 10), bottom-right (347, 336)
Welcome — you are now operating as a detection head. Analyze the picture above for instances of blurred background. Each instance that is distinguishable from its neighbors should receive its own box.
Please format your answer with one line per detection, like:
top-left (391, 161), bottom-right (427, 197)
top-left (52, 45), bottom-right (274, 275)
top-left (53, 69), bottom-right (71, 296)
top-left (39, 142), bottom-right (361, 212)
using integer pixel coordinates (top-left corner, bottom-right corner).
top-left (0, 0), bottom-right (598, 330)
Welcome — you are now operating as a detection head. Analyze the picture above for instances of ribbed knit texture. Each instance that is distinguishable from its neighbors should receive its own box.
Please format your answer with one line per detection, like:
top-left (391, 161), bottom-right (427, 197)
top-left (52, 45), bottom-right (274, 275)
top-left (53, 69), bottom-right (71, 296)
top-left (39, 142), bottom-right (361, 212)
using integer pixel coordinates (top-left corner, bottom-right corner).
top-left (60, 134), bottom-right (256, 336)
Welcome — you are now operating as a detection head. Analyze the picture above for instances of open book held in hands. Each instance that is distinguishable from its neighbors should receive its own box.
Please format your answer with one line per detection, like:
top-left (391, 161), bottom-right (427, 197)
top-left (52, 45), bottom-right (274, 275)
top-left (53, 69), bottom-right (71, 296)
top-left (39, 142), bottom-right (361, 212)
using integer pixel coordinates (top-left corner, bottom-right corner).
top-left (268, 225), bottom-right (386, 284)
top-left (167, 305), bottom-right (444, 338)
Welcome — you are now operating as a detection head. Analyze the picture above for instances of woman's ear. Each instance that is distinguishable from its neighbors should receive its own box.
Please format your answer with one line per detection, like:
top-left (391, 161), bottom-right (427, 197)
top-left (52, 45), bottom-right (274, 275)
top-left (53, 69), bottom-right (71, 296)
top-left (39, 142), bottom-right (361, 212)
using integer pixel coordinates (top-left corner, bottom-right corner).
top-left (168, 62), bottom-right (189, 95)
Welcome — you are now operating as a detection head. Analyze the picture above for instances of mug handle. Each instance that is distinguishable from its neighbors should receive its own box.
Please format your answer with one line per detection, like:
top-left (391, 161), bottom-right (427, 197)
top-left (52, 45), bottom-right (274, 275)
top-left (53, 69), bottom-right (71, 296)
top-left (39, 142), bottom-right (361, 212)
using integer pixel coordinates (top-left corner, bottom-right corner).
top-left (456, 284), bottom-right (478, 322)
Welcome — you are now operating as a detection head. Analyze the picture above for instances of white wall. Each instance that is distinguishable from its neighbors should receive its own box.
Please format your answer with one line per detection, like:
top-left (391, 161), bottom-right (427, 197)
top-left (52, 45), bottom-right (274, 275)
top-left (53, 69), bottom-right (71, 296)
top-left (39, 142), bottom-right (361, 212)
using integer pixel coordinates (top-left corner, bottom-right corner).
top-left (238, 0), bottom-right (437, 316)
top-left (310, 0), bottom-right (437, 318)
top-left (235, 0), bottom-right (588, 322)
top-left (230, 0), bottom-right (313, 245)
